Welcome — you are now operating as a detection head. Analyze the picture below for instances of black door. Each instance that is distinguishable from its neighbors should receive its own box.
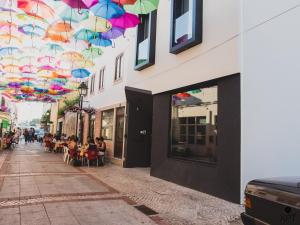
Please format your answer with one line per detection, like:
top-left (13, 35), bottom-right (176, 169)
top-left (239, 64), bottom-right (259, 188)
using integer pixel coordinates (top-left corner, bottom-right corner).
top-left (114, 107), bottom-right (125, 159)
top-left (124, 87), bottom-right (153, 168)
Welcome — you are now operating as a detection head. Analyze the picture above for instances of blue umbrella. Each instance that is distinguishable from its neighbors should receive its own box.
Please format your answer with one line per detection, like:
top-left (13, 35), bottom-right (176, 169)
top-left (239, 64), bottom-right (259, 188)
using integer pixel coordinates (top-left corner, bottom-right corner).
top-left (18, 24), bottom-right (46, 37)
top-left (90, 1), bottom-right (125, 19)
top-left (74, 29), bottom-right (98, 41)
top-left (101, 27), bottom-right (124, 39)
top-left (88, 34), bottom-right (112, 47)
top-left (71, 69), bottom-right (91, 78)
top-left (0, 47), bottom-right (21, 55)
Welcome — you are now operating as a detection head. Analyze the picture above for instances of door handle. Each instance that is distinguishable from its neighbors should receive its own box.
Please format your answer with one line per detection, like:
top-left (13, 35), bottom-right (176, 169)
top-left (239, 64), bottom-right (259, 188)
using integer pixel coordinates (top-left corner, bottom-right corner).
top-left (140, 130), bottom-right (147, 135)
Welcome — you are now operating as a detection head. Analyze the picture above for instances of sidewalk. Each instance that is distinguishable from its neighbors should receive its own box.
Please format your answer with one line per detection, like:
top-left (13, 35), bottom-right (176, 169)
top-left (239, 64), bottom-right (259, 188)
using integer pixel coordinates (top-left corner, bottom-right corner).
top-left (0, 143), bottom-right (243, 225)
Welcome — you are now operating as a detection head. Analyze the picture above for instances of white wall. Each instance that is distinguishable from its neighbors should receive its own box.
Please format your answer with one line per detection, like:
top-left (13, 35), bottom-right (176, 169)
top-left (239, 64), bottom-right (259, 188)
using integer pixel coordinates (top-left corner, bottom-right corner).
top-left (126, 0), bottom-right (241, 94)
top-left (241, 0), bottom-right (300, 201)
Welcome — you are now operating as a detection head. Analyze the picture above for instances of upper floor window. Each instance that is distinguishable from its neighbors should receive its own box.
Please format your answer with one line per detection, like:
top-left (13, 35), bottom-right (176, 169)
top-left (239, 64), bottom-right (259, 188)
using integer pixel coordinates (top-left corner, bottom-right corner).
top-left (135, 11), bottom-right (157, 71)
top-left (115, 53), bottom-right (124, 81)
top-left (99, 67), bottom-right (105, 90)
top-left (90, 74), bottom-right (95, 95)
top-left (170, 0), bottom-right (203, 54)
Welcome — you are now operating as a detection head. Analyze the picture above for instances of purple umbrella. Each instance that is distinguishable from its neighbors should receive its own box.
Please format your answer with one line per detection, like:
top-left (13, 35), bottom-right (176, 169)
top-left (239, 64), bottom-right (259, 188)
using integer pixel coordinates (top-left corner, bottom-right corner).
top-left (101, 27), bottom-right (125, 39)
top-left (109, 12), bottom-right (140, 29)
top-left (8, 82), bottom-right (21, 89)
top-left (62, 0), bottom-right (89, 9)
top-left (38, 65), bottom-right (55, 71)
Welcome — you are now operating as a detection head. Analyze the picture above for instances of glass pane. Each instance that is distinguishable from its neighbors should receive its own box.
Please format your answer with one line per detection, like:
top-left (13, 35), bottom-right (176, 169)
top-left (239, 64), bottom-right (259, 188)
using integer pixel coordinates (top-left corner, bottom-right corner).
top-left (137, 14), bottom-right (150, 65)
top-left (171, 86), bottom-right (218, 163)
top-left (101, 109), bottom-right (114, 140)
top-left (173, 0), bottom-right (193, 45)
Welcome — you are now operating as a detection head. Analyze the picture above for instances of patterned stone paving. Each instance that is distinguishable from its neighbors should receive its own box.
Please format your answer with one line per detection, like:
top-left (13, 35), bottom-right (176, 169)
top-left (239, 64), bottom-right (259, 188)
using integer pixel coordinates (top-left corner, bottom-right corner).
top-left (0, 143), bottom-right (169, 225)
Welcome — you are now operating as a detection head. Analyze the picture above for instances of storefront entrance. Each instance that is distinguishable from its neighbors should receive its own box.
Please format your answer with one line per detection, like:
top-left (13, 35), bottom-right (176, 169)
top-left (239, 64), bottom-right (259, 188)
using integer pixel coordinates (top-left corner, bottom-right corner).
top-left (124, 87), bottom-right (153, 168)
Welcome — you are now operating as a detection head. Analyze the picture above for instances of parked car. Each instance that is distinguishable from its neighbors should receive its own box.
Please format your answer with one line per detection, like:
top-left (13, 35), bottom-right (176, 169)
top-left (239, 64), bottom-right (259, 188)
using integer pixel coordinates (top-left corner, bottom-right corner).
top-left (241, 177), bottom-right (300, 225)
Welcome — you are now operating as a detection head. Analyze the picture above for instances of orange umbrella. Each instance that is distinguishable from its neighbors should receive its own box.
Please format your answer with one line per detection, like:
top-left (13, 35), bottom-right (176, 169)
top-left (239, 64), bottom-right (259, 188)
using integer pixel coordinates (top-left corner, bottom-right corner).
top-left (49, 22), bottom-right (73, 33)
top-left (3, 64), bottom-right (20, 73)
top-left (18, 0), bottom-right (55, 19)
top-left (44, 30), bottom-right (70, 43)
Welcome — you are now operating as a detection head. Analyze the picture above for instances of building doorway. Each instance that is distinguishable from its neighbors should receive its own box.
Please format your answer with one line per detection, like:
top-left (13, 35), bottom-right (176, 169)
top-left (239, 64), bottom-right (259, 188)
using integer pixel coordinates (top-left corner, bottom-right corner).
top-left (124, 87), bottom-right (153, 168)
top-left (114, 107), bottom-right (125, 159)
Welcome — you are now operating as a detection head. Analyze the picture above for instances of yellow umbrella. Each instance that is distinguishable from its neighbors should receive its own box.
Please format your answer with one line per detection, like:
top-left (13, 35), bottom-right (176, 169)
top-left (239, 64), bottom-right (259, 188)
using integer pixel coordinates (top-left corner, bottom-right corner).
top-left (79, 15), bottom-right (112, 33)
top-left (3, 64), bottom-right (20, 73)
top-left (37, 70), bottom-right (54, 79)
top-left (61, 51), bottom-right (85, 61)
top-left (0, 34), bottom-right (23, 45)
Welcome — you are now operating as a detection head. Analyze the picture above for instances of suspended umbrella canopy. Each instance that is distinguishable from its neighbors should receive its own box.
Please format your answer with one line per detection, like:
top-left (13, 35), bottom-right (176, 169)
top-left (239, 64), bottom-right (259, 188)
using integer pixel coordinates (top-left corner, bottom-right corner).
top-left (62, 0), bottom-right (89, 9)
top-left (124, 0), bottom-right (159, 14)
top-left (18, 24), bottom-right (46, 37)
top-left (74, 29), bottom-right (98, 41)
top-left (34, 87), bottom-right (48, 93)
top-left (37, 56), bottom-right (56, 64)
top-left (71, 68), bottom-right (90, 78)
top-left (79, 15), bottom-right (112, 32)
top-left (21, 86), bottom-right (35, 94)
top-left (17, 0), bottom-right (55, 19)
top-left (109, 12), bottom-right (140, 29)
top-left (45, 43), bottom-right (64, 52)
top-left (90, 1), bottom-right (125, 19)
top-left (0, 22), bottom-right (19, 33)
top-left (38, 65), bottom-right (56, 71)
top-left (60, 7), bottom-right (89, 23)
top-left (8, 82), bottom-right (21, 89)
top-left (112, 0), bottom-right (137, 5)
top-left (3, 64), bottom-right (20, 73)
top-left (37, 70), bottom-right (55, 79)
top-left (88, 34), bottom-right (112, 47)
top-left (0, 56), bottom-right (19, 65)
top-left (62, 51), bottom-right (85, 61)
top-left (82, 47), bottom-right (103, 59)
top-left (20, 65), bottom-right (37, 73)
top-left (50, 84), bottom-right (64, 91)
top-left (45, 30), bottom-right (70, 43)
top-left (0, 34), bottom-right (23, 45)
top-left (49, 21), bottom-right (73, 33)
top-left (101, 26), bottom-right (124, 39)
top-left (0, 47), bottom-right (21, 56)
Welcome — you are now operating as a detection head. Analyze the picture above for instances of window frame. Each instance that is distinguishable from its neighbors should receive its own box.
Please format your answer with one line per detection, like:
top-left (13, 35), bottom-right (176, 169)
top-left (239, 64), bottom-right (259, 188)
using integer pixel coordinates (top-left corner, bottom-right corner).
top-left (134, 10), bottom-right (157, 71)
top-left (100, 109), bottom-right (114, 140)
top-left (169, 0), bottom-right (203, 54)
top-left (114, 53), bottom-right (124, 81)
top-left (99, 67), bottom-right (105, 90)
top-left (90, 74), bottom-right (95, 95)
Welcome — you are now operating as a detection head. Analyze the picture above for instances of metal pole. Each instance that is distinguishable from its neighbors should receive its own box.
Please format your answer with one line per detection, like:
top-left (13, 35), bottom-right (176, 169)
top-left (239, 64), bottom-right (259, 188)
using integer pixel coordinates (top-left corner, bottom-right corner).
top-left (79, 95), bottom-right (83, 144)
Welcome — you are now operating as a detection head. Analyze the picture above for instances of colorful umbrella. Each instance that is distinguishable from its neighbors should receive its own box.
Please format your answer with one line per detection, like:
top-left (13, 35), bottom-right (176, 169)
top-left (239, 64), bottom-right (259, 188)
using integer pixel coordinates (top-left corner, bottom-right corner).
top-left (71, 68), bottom-right (90, 78)
top-left (112, 0), bottom-right (137, 5)
top-left (88, 34), bottom-right (112, 47)
top-left (79, 15), bottom-right (112, 32)
top-left (62, 0), bottom-right (89, 9)
top-left (0, 47), bottom-right (21, 55)
top-left (49, 21), bottom-right (73, 33)
top-left (18, 0), bottom-right (55, 19)
top-left (90, 1), bottom-right (125, 19)
top-left (124, 0), bottom-right (158, 14)
top-left (62, 52), bottom-right (85, 61)
top-left (101, 27), bottom-right (125, 39)
top-left (60, 7), bottom-right (89, 23)
top-left (82, 47), bottom-right (103, 59)
top-left (18, 24), bottom-right (46, 37)
top-left (109, 12), bottom-right (140, 29)
top-left (74, 29), bottom-right (98, 41)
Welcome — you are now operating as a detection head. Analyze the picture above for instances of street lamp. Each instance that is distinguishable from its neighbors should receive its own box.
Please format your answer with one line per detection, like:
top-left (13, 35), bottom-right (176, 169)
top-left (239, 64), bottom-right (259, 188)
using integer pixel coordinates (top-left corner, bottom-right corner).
top-left (76, 82), bottom-right (88, 143)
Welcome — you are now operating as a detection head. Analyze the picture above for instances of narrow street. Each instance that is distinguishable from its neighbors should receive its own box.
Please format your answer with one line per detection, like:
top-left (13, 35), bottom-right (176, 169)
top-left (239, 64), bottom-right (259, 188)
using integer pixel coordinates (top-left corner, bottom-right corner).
top-left (0, 143), bottom-right (242, 225)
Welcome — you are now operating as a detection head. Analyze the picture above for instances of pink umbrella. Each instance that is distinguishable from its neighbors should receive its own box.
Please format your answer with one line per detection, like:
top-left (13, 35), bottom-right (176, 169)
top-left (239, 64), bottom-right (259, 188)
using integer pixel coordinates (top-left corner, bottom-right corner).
top-left (20, 65), bottom-right (37, 73)
top-left (82, 0), bottom-right (98, 8)
top-left (109, 12), bottom-right (140, 29)
top-left (50, 84), bottom-right (63, 91)
top-left (38, 65), bottom-right (55, 71)
top-left (62, 0), bottom-right (89, 9)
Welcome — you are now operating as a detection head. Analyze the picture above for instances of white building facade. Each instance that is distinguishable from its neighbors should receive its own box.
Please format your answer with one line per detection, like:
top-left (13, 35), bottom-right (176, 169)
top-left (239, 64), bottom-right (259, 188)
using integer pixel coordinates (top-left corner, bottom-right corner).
top-left (83, 0), bottom-right (300, 203)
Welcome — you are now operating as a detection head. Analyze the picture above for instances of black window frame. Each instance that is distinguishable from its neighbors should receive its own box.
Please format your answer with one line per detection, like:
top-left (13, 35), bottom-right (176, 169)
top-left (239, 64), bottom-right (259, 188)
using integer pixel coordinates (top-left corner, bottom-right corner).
top-left (114, 53), bottom-right (124, 81)
top-left (134, 10), bottom-right (157, 71)
top-left (170, 0), bottom-right (203, 54)
top-left (99, 67), bottom-right (105, 90)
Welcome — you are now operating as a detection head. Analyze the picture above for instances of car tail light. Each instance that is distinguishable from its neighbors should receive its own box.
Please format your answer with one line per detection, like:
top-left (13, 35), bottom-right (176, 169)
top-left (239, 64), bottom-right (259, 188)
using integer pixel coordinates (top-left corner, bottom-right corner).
top-left (244, 196), bottom-right (252, 209)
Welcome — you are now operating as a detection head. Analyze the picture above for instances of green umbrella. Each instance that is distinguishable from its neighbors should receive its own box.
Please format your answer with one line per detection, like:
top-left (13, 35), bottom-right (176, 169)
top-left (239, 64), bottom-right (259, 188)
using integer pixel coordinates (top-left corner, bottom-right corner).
top-left (82, 47), bottom-right (103, 59)
top-left (74, 29), bottom-right (98, 41)
top-left (60, 7), bottom-right (89, 23)
top-left (124, 0), bottom-right (159, 15)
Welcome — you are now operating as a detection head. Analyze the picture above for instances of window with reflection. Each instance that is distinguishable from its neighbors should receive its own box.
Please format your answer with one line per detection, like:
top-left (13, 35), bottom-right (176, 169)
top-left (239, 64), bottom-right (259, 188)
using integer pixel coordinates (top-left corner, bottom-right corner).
top-left (170, 86), bottom-right (218, 163)
top-left (135, 11), bottom-right (157, 70)
top-left (101, 109), bottom-right (114, 140)
top-left (170, 0), bottom-right (202, 54)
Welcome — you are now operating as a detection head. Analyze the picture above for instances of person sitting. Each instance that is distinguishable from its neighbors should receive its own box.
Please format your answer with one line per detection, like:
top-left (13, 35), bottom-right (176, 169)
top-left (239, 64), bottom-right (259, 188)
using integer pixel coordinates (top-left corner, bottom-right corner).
top-left (96, 137), bottom-right (106, 165)
top-left (54, 136), bottom-right (63, 153)
top-left (84, 138), bottom-right (99, 166)
top-left (67, 135), bottom-right (78, 164)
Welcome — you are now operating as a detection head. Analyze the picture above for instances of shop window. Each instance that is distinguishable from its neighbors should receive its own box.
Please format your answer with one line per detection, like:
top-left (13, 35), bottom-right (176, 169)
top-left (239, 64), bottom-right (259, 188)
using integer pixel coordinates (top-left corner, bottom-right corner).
top-left (101, 109), bottom-right (114, 140)
top-left (114, 53), bottom-right (123, 81)
top-left (99, 67), bottom-right (105, 90)
top-left (170, 0), bottom-right (203, 54)
top-left (170, 86), bottom-right (218, 163)
top-left (135, 11), bottom-right (157, 71)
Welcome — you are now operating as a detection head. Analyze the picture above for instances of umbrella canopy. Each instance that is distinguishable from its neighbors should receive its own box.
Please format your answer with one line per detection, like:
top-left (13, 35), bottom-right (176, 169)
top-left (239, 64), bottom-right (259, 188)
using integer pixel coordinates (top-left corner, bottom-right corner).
top-left (124, 0), bottom-right (158, 14)
top-left (112, 0), bottom-right (137, 5)
top-left (109, 12), bottom-right (140, 29)
top-left (74, 29), bottom-right (98, 41)
top-left (79, 15), bottom-right (112, 33)
top-left (82, 47), bottom-right (103, 59)
top-left (90, 1), bottom-right (125, 19)
top-left (18, 0), bottom-right (55, 19)
top-left (59, 7), bottom-right (89, 23)
top-left (88, 34), bottom-right (112, 47)
top-left (101, 27), bottom-right (125, 39)
top-left (71, 68), bottom-right (90, 78)
top-left (62, 0), bottom-right (89, 9)
top-left (18, 24), bottom-right (46, 37)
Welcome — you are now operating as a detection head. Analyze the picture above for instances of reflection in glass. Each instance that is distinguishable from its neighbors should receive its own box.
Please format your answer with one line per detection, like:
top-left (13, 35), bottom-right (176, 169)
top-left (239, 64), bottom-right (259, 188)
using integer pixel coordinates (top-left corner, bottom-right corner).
top-left (171, 86), bottom-right (218, 162)
top-left (136, 14), bottom-right (150, 65)
top-left (101, 109), bottom-right (114, 140)
top-left (173, 0), bottom-right (193, 45)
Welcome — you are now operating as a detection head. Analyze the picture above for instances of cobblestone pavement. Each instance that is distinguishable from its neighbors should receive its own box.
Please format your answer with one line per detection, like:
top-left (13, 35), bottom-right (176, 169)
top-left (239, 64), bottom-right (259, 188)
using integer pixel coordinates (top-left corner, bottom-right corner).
top-left (0, 143), bottom-right (243, 225)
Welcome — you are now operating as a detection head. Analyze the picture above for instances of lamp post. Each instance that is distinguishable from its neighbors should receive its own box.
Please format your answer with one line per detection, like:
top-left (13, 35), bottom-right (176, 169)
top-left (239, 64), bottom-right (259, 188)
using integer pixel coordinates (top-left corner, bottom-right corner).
top-left (76, 82), bottom-right (88, 143)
